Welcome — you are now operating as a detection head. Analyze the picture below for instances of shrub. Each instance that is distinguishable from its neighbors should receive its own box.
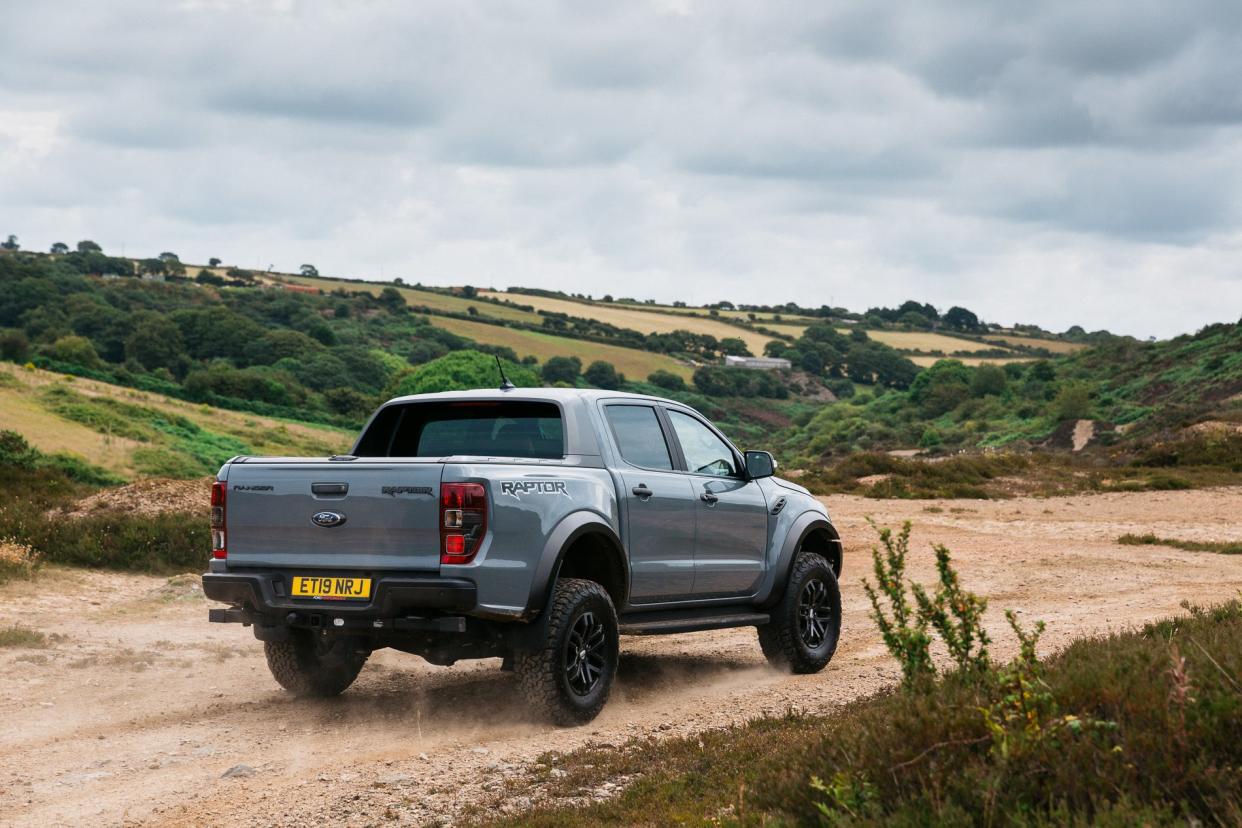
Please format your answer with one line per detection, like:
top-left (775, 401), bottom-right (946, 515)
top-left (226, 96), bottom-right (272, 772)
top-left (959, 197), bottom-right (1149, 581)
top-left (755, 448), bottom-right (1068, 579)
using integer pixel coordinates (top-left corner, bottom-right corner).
top-left (390, 350), bottom-right (538, 396)
top-left (0, 538), bottom-right (40, 584)
top-left (541, 355), bottom-right (582, 385)
top-left (646, 370), bottom-right (686, 391)
top-left (584, 360), bottom-right (623, 389)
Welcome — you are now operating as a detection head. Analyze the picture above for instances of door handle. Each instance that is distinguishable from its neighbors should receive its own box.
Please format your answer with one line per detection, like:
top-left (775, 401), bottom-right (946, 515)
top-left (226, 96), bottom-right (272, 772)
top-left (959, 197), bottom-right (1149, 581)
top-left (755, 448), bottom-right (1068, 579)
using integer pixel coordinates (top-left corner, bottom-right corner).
top-left (632, 484), bottom-right (653, 499)
top-left (700, 491), bottom-right (719, 504)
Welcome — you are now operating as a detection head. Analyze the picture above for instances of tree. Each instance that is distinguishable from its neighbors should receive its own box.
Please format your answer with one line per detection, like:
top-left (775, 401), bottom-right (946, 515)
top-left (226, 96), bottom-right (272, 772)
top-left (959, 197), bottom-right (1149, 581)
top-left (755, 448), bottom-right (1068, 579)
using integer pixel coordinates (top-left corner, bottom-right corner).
top-left (208, 257), bottom-right (222, 267)
top-left (541, 356), bottom-right (582, 385)
top-left (76, 240), bottom-right (102, 253)
top-left (300, 264), bottom-right (319, 277)
top-left (139, 258), bottom-right (167, 276)
top-left (0, 328), bottom-right (30, 361)
top-left (50, 242), bottom-right (69, 255)
top-left (390, 350), bottom-right (539, 395)
top-left (971, 364), bottom-right (1008, 397)
top-left (47, 335), bottom-right (103, 369)
top-left (584, 360), bottom-right (622, 389)
top-left (378, 287), bottom-right (405, 313)
top-left (1053, 382), bottom-right (1092, 421)
top-left (943, 306), bottom-right (982, 332)
top-left (125, 315), bottom-right (185, 372)
top-left (461, 285), bottom-right (477, 299)
top-left (1, 234), bottom-right (18, 251)
top-left (647, 370), bottom-right (685, 391)
top-left (158, 251), bottom-right (180, 263)
top-left (718, 337), bottom-right (752, 357)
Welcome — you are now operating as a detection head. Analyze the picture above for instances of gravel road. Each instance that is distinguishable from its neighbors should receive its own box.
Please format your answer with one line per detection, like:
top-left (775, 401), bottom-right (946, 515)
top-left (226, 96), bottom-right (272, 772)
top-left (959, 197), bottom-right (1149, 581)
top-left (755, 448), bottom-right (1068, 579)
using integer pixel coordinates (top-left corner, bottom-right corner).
top-left (3, 488), bottom-right (1242, 826)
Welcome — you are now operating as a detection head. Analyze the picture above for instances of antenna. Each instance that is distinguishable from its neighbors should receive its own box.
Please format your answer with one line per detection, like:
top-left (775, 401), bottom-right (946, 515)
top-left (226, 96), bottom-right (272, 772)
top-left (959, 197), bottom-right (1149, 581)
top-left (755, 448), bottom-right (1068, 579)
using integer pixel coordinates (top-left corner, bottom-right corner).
top-left (496, 355), bottom-right (515, 391)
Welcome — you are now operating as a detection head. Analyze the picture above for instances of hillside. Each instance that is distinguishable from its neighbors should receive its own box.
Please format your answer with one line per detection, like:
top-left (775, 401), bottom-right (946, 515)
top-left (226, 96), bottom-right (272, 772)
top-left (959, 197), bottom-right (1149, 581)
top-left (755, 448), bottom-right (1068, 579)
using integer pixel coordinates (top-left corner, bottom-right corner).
top-left (0, 363), bottom-right (350, 480)
top-left (4, 245), bottom-right (1239, 486)
top-left (780, 316), bottom-right (1242, 471)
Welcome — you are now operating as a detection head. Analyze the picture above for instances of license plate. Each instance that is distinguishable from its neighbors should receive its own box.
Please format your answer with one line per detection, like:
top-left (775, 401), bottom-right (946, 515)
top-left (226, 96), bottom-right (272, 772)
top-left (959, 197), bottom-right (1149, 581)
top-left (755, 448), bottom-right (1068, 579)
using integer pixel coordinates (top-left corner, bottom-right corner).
top-left (290, 576), bottom-right (372, 600)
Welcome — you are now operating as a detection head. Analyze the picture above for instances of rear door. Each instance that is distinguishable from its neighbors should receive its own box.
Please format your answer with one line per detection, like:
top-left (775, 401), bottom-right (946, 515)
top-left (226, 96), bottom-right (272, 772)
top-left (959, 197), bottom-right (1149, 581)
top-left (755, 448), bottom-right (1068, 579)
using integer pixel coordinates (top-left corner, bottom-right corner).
top-left (224, 461), bottom-right (444, 571)
top-left (664, 408), bottom-right (769, 598)
top-left (602, 403), bottom-right (696, 603)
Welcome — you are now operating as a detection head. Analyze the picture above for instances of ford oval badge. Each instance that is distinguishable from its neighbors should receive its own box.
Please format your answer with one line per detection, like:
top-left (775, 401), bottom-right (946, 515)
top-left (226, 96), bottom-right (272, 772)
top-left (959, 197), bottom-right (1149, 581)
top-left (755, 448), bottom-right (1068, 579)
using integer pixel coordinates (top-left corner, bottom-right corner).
top-left (311, 510), bottom-right (347, 528)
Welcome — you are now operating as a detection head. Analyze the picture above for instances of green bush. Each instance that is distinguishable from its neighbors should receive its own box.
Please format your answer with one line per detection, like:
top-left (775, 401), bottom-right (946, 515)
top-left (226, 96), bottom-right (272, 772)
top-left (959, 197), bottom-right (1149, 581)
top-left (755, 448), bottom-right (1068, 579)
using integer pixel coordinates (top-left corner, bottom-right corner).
top-left (646, 370), bottom-right (686, 391)
top-left (389, 350), bottom-right (539, 396)
top-left (496, 600), bottom-right (1242, 827)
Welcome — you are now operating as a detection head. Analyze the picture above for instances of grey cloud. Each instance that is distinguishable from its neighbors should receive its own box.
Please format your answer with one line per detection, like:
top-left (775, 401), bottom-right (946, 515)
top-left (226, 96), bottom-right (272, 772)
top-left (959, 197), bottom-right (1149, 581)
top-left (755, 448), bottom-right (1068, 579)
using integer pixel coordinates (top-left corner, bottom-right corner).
top-left (1, 0), bottom-right (1241, 337)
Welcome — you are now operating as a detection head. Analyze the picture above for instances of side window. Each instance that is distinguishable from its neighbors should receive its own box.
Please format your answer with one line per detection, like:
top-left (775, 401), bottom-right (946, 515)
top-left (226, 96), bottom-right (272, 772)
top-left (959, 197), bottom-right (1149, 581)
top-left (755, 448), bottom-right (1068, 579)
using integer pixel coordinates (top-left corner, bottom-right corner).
top-left (604, 405), bottom-right (673, 470)
top-left (666, 410), bottom-right (738, 477)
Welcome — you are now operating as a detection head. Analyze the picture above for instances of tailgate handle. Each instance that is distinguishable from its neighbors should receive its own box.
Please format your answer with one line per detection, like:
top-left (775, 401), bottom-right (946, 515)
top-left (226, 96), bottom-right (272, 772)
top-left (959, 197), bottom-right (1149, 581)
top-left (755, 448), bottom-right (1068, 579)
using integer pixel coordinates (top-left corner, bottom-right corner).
top-left (312, 482), bottom-right (349, 496)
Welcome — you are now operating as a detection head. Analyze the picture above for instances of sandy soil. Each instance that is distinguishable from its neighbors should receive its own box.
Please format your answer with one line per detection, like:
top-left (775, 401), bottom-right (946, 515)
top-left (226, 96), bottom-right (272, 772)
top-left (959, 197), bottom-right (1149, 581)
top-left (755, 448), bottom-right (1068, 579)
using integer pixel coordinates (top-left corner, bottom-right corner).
top-left (3, 488), bottom-right (1242, 827)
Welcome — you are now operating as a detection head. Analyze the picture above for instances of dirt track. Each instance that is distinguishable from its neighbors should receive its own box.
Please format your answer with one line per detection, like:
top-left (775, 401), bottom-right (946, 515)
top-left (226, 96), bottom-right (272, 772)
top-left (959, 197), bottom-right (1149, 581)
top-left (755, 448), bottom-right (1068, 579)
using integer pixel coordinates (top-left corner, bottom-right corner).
top-left (3, 488), bottom-right (1242, 827)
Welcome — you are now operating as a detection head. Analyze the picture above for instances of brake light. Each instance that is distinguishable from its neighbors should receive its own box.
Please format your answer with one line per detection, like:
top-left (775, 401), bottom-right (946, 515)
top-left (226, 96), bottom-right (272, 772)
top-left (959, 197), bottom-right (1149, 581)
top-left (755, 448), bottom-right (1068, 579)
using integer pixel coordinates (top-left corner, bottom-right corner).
top-left (440, 482), bottom-right (486, 565)
top-left (210, 481), bottom-right (227, 560)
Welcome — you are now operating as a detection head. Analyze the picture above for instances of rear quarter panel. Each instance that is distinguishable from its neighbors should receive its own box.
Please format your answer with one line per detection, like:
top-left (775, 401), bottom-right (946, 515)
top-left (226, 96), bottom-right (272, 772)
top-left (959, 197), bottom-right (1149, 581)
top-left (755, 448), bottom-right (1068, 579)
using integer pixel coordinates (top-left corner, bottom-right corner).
top-left (440, 463), bottom-right (619, 618)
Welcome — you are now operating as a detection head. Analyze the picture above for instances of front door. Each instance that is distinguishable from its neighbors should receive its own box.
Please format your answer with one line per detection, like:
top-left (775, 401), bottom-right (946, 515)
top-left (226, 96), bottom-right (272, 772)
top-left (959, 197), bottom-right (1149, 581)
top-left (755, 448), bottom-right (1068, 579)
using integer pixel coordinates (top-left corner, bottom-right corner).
top-left (603, 404), bottom-right (697, 603)
top-left (665, 409), bottom-right (769, 598)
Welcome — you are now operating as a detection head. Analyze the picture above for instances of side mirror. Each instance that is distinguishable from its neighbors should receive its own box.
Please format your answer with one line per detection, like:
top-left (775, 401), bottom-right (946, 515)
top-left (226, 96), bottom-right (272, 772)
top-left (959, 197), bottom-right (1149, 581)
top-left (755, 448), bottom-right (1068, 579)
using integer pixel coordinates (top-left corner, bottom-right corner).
top-left (744, 450), bottom-right (777, 480)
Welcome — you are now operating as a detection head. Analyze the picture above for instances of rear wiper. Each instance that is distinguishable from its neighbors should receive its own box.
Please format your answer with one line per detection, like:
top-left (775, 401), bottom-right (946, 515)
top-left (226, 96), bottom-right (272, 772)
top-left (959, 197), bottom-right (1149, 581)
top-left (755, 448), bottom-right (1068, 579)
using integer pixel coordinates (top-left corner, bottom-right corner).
top-left (328, 455), bottom-right (358, 462)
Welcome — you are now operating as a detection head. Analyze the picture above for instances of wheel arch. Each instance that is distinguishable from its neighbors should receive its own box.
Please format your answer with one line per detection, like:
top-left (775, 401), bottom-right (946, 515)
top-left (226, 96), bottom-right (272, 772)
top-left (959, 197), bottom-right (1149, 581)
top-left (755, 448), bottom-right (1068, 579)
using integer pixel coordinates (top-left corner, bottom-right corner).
top-left (524, 513), bottom-right (628, 620)
top-left (758, 512), bottom-right (842, 608)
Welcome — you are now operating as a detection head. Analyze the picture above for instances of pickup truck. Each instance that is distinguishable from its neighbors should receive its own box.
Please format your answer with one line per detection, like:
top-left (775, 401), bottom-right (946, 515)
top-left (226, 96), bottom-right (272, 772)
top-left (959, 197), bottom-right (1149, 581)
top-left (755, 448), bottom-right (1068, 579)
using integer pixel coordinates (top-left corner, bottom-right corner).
top-left (204, 386), bottom-right (843, 724)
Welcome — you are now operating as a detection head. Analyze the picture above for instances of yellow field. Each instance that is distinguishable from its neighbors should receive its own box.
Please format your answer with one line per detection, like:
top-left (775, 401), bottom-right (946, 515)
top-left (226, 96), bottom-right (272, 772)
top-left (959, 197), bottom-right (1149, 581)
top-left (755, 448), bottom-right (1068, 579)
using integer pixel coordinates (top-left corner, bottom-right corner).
top-left (0, 364), bottom-right (352, 479)
top-left (984, 335), bottom-right (1086, 354)
top-left (479, 291), bottom-right (776, 356)
top-left (280, 275), bottom-right (543, 325)
top-left (909, 356), bottom-right (1036, 368)
top-left (431, 317), bottom-right (694, 380)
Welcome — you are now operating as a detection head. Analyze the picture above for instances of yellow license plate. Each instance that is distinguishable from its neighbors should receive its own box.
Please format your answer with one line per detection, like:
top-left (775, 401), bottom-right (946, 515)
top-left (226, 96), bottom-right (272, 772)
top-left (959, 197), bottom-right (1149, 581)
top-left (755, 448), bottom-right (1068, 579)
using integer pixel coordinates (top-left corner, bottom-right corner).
top-left (291, 576), bottom-right (372, 600)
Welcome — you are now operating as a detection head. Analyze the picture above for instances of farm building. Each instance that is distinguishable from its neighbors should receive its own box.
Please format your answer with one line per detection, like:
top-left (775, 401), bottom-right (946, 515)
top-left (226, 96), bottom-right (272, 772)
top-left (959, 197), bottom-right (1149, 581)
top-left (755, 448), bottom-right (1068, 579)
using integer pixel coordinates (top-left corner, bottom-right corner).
top-left (724, 355), bottom-right (791, 371)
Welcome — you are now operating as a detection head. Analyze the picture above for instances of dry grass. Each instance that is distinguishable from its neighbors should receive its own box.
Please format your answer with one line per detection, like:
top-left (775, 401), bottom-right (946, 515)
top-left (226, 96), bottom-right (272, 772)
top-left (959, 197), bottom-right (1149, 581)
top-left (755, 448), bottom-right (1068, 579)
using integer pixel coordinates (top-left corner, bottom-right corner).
top-left (282, 275), bottom-right (542, 324)
top-left (0, 625), bottom-right (47, 648)
top-left (431, 317), bottom-right (694, 379)
top-left (985, 334), bottom-right (1087, 354)
top-left (0, 363), bottom-right (351, 479)
top-left (909, 355), bottom-right (1036, 367)
top-left (479, 291), bottom-right (776, 356)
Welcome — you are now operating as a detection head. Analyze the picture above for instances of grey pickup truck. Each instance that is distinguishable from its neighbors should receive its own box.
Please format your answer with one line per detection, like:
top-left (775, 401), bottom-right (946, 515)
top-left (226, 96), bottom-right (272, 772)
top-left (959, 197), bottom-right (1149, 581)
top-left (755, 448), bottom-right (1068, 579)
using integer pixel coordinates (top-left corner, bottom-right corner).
top-left (204, 386), bottom-right (843, 724)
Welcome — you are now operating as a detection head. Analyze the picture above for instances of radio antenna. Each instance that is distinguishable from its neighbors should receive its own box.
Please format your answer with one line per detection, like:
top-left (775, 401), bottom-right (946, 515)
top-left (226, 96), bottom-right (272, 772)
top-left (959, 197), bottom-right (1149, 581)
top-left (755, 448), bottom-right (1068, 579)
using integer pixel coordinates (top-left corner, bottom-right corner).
top-left (496, 355), bottom-right (515, 391)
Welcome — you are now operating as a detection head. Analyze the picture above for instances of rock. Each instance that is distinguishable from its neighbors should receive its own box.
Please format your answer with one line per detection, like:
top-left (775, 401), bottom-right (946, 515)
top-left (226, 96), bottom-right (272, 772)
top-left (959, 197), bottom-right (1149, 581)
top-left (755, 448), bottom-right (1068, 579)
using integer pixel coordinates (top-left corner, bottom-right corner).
top-left (221, 764), bottom-right (256, 779)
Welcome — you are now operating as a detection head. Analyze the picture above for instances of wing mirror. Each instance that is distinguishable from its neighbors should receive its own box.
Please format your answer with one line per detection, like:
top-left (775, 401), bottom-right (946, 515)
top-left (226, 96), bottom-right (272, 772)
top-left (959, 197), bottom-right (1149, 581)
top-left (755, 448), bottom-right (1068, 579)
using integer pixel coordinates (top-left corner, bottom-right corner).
top-left (744, 450), bottom-right (777, 480)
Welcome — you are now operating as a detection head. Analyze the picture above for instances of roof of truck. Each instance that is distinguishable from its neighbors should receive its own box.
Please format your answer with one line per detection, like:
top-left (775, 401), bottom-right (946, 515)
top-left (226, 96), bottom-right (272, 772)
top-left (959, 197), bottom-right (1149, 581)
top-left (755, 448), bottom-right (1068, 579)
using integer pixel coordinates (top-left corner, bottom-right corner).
top-left (384, 386), bottom-right (680, 407)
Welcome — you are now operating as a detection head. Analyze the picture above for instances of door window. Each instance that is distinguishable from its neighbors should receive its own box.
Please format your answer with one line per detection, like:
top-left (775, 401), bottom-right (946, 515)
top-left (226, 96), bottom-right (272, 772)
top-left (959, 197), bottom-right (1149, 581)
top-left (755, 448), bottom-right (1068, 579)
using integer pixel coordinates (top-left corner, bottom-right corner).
top-left (605, 405), bottom-right (673, 470)
top-left (667, 410), bottom-right (739, 477)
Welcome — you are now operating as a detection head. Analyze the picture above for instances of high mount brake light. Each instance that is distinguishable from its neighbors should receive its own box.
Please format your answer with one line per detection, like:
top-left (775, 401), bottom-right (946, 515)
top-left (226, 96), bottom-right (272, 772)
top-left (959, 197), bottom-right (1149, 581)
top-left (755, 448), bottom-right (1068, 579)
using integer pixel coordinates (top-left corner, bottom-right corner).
top-left (440, 482), bottom-right (486, 565)
top-left (210, 482), bottom-right (227, 559)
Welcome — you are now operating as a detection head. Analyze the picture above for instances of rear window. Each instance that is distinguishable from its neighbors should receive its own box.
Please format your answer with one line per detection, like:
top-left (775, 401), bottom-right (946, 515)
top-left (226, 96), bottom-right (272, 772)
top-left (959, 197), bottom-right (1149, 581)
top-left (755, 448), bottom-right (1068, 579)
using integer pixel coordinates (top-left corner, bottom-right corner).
top-left (354, 401), bottom-right (565, 459)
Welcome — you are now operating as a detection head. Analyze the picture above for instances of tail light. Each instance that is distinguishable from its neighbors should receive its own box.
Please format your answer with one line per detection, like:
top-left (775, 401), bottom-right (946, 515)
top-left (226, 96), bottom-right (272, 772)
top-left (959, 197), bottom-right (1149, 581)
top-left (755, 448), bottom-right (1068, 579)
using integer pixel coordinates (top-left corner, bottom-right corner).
top-left (210, 481), bottom-right (227, 560)
top-left (440, 482), bottom-right (486, 565)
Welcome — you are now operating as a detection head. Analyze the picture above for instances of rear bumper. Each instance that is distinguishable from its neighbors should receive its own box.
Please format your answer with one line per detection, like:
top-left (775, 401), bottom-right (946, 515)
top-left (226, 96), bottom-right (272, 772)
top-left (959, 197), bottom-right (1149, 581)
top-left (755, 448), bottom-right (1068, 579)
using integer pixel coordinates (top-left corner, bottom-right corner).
top-left (202, 570), bottom-right (478, 618)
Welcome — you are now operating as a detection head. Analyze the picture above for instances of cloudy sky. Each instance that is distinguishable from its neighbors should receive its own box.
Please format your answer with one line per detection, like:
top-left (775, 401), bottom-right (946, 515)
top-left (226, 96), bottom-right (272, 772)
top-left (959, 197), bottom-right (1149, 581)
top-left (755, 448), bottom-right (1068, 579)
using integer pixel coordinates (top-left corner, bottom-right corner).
top-left (2, 1), bottom-right (1240, 338)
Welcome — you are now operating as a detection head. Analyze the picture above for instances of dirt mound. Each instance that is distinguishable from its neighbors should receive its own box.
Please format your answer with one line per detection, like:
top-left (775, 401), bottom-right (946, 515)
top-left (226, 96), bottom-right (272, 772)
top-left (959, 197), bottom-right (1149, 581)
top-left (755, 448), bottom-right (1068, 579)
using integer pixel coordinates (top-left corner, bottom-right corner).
top-left (60, 476), bottom-right (213, 519)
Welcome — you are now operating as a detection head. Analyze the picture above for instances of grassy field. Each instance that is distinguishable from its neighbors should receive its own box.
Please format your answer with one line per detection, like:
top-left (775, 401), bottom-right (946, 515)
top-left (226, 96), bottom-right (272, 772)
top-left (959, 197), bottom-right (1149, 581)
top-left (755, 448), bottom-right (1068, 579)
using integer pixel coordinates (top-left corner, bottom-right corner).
top-left (430, 317), bottom-right (694, 380)
top-left (986, 334), bottom-right (1088, 354)
top-left (479, 291), bottom-right (776, 356)
top-left (908, 355), bottom-right (1036, 367)
top-left (280, 274), bottom-right (543, 324)
top-left (0, 364), bottom-right (351, 479)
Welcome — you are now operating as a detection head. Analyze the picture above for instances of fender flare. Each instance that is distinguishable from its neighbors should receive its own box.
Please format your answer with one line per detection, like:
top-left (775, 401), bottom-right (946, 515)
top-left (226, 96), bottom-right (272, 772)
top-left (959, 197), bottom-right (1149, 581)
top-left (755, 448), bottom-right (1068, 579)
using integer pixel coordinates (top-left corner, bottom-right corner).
top-left (759, 512), bottom-right (842, 607)
top-left (522, 511), bottom-right (627, 620)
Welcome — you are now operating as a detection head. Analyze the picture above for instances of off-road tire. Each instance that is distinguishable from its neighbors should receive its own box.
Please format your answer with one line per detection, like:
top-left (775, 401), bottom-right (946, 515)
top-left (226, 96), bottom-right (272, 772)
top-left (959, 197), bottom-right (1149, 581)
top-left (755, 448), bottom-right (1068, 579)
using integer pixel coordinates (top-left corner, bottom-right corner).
top-left (514, 578), bottom-right (619, 726)
top-left (264, 630), bottom-right (370, 697)
top-left (759, 551), bottom-right (841, 674)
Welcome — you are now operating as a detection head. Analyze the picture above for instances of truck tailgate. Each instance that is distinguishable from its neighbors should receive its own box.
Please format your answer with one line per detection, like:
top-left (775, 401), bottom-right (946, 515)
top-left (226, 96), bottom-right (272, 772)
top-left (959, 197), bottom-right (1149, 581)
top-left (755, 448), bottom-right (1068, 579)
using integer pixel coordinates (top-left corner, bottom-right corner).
top-left (223, 461), bottom-right (443, 570)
